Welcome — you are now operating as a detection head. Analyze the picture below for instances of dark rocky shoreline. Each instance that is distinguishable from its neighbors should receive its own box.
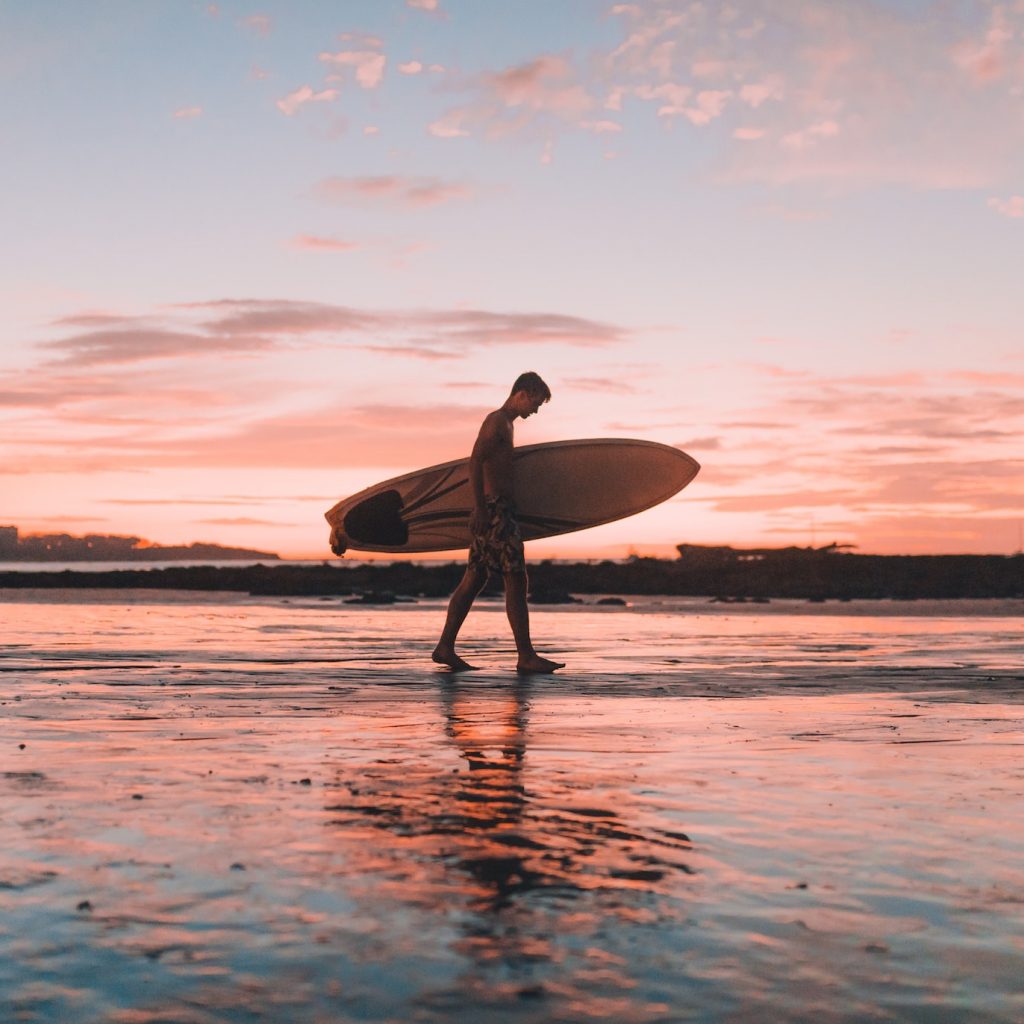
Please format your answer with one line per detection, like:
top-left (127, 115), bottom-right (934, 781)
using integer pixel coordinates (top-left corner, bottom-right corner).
top-left (1, 551), bottom-right (1021, 601)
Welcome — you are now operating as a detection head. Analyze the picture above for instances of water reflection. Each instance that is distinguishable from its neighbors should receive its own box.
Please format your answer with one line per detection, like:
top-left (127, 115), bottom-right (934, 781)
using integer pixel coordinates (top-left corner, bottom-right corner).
top-left (322, 679), bottom-right (695, 1012)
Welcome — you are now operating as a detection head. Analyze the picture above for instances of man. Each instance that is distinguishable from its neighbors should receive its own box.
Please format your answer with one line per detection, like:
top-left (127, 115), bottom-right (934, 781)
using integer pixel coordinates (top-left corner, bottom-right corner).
top-left (432, 372), bottom-right (565, 673)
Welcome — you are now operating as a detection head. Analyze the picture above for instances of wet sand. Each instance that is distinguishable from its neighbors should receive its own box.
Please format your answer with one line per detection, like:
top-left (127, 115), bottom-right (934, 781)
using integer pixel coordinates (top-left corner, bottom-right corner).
top-left (2, 593), bottom-right (1022, 1022)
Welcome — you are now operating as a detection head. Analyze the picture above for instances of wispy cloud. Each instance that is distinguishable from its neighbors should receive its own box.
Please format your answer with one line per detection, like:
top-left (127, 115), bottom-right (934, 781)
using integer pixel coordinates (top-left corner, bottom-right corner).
top-left (562, 376), bottom-right (637, 394)
top-left (319, 48), bottom-right (387, 90)
top-left (288, 234), bottom-right (361, 252)
top-left (194, 516), bottom-right (288, 526)
top-left (39, 328), bottom-right (275, 368)
top-left (311, 175), bottom-right (473, 207)
top-left (240, 14), bottom-right (271, 36)
top-left (276, 85), bottom-right (338, 116)
top-left (172, 106), bottom-right (203, 120)
top-left (988, 195), bottom-right (1024, 218)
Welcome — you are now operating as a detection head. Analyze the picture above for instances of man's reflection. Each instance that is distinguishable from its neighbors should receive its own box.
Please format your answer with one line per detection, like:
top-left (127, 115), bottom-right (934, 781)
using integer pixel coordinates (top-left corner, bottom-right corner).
top-left (323, 677), bottom-right (694, 984)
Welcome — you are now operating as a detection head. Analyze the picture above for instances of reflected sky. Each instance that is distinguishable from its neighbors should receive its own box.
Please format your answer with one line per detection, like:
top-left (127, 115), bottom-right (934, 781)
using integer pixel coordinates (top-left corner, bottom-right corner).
top-left (1, 596), bottom-right (1023, 1022)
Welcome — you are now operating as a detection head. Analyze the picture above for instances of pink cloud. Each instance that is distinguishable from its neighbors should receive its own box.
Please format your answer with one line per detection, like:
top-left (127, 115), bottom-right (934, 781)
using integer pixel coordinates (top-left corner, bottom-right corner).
top-left (951, 6), bottom-right (1016, 84)
top-left (428, 111), bottom-right (471, 138)
top-left (276, 85), bottom-right (338, 116)
top-left (319, 50), bottom-right (387, 89)
top-left (399, 60), bottom-right (423, 75)
top-left (678, 436), bottom-right (722, 451)
top-left (407, 0), bottom-right (439, 10)
top-left (172, 106), bottom-right (203, 119)
top-left (987, 195), bottom-right (1024, 218)
top-left (740, 76), bottom-right (784, 108)
top-left (172, 299), bottom-right (623, 350)
top-left (39, 329), bottom-right (275, 367)
top-left (195, 517), bottom-right (288, 526)
top-left (562, 377), bottom-right (637, 394)
top-left (289, 235), bottom-right (361, 252)
top-left (240, 14), bottom-right (271, 36)
top-left (486, 55), bottom-right (594, 119)
top-left (593, 1), bottom-right (1024, 190)
top-left (312, 175), bottom-right (472, 207)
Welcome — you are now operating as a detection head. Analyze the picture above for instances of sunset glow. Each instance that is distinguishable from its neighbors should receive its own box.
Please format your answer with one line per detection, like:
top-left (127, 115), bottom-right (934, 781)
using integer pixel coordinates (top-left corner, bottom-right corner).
top-left (2, 1), bottom-right (1022, 558)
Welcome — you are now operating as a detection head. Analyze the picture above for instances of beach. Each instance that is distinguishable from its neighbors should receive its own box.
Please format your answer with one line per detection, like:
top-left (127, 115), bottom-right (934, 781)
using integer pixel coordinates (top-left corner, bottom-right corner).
top-left (2, 591), bottom-right (1023, 1023)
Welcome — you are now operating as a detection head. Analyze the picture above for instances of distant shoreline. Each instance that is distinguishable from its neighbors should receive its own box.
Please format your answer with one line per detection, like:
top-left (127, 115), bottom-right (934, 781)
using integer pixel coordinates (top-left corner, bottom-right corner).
top-left (0, 552), bottom-right (1021, 601)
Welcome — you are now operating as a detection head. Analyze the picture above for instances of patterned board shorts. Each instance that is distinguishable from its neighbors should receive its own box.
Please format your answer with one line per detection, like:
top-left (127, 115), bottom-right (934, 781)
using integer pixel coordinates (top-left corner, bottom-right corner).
top-left (468, 495), bottom-right (526, 575)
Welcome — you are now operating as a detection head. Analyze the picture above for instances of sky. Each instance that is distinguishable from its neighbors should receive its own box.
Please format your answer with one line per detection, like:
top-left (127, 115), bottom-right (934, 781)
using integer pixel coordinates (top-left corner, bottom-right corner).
top-left (1, 0), bottom-right (1023, 560)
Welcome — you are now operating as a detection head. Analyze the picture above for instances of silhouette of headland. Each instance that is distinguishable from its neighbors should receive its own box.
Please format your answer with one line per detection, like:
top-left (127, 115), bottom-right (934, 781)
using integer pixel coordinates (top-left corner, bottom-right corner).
top-left (0, 525), bottom-right (279, 563)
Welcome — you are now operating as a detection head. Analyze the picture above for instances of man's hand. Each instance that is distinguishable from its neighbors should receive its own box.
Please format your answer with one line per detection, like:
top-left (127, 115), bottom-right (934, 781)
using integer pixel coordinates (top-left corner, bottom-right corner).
top-left (469, 507), bottom-right (487, 536)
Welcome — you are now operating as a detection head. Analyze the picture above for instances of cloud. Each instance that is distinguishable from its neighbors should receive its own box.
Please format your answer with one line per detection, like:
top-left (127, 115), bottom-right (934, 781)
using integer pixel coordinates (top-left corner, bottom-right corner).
top-left (398, 61), bottom-right (423, 75)
top-left (581, 119), bottom-right (623, 134)
top-left (678, 436), bottom-right (722, 451)
top-left (172, 106), bottom-right (203, 119)
top-left (428, 111), bottom-right (471, 138)
top-left (39, 328), bottom-right (275, 368)
top-left (950, 5), bottom-right (1017, 84)
top-left (193, 300), bottom-right (376, 337)
top-left (987, 195), bottom-right (1024, 218)
top-left (288, 235), bottom-right (361, 252)
top-left (168, 298), bottom-right (624, 351)
top-left (431, 54), bottom-right (598, 141)
top-left (319, 49), bottom-right (387, 90)
top-left (276, 86), bottom-right (338, 116)
top-left (194, 517), bottom-right (288, 526)
top-left (428, 1), bottom-right (1004, 190)
top-left (709, 489), bottom-right (862, 513)
top-left (240, 14), bottom-right (271, 36)
top-left (562, 376), bottom-right (637, 394)
top-left (311, 175), bottom-right (472, 207)
top-left (407, 0), bottom-right (439, 10)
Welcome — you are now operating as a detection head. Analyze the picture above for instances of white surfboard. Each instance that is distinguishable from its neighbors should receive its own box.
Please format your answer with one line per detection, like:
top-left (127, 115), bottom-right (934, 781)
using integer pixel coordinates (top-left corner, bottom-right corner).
top-left (325, 438), bottom-right (700, 555)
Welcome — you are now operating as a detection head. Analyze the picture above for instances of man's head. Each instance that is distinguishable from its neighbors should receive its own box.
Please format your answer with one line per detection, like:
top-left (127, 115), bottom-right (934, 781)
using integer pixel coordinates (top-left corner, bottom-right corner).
top-left (508, 371), bottom-right (551, 419)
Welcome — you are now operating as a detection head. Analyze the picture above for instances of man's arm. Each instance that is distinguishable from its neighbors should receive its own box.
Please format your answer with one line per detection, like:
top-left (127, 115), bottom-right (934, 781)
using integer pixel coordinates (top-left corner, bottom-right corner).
top-left (468, 413), bottom-right (502, 533)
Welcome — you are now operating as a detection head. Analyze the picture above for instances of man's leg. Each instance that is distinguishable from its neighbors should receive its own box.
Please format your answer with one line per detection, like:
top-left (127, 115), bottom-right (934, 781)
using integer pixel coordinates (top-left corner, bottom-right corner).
top-left (433, 565), bottom-right (488, 670)
top-left (504, 570), bottom-right (564, 673)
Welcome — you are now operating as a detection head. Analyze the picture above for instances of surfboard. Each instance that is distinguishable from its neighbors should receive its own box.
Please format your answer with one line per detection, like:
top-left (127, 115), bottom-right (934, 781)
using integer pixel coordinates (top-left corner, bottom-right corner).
top-left (325, 439), bottom-right (699, 555)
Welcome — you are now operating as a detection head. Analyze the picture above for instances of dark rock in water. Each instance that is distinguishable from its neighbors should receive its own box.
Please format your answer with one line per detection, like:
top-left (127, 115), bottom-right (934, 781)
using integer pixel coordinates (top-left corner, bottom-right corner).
top-left (596, 596), bottom-right (627, 606)
top-left (344, 590), bottom-right (416, 605)
top-left (529, 588), bottom-right (581, 605)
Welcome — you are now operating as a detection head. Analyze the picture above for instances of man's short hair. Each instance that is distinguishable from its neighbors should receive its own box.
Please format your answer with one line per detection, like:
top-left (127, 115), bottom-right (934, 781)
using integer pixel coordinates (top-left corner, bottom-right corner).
top-left (510, 371), bottom-right (551, 402)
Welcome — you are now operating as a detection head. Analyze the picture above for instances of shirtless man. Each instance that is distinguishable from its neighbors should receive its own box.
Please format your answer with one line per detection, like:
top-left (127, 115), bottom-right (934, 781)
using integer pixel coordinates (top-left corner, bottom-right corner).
top-left (432, 372), bottom-right (565, 674)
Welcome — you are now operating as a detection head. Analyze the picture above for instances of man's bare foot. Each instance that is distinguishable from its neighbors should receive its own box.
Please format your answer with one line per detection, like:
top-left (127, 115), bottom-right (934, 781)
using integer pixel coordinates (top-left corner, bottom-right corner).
top-left (516, 654), bottom-right (565, 674)
top-left (432, 645), bottom-right (479, 672)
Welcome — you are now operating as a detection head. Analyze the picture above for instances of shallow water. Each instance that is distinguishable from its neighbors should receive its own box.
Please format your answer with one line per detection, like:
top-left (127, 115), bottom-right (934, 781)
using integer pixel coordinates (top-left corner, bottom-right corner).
top-left (2, 593), bottom-right (1023, 1023)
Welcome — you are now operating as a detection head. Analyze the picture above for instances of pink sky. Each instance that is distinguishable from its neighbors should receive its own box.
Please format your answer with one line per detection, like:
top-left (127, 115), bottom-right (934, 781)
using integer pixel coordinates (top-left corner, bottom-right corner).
top-left (1, 1), bottom-right (1022, 557)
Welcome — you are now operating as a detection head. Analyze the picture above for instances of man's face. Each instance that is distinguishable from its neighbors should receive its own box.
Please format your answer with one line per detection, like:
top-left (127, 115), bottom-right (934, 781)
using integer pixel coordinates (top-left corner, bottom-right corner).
top-left (517, 391), bottom-right (545, 418)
